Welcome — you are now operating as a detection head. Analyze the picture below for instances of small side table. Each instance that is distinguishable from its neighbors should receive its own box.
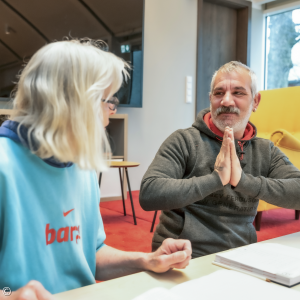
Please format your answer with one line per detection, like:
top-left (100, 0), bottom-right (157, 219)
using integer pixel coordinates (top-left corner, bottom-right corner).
top-left (99, 161), bottom-right (140, 225)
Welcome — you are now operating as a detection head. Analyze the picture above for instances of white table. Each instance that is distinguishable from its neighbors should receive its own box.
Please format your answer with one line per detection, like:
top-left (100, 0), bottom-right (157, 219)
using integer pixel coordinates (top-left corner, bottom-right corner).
top-left (54, 232), bottom-right (300, 300)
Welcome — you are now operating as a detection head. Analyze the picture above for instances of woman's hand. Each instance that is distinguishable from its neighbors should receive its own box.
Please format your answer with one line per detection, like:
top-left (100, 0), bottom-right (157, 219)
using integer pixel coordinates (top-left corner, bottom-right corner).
top-left (1, 281), bottom-right (54, 300)
top-left (145, 238), bottom-right (192, 273)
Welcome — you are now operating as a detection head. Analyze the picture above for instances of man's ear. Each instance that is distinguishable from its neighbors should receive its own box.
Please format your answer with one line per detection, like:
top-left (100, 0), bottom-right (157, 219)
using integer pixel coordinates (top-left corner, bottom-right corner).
top-left (253, 92), bottom-right (261, 111)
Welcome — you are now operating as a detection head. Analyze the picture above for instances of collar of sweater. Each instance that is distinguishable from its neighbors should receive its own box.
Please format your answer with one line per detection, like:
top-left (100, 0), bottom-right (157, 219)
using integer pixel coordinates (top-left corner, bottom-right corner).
top-left (203, 112), bottom-right (255, 141)
top-left (192, 108), bottom-right (257, 142)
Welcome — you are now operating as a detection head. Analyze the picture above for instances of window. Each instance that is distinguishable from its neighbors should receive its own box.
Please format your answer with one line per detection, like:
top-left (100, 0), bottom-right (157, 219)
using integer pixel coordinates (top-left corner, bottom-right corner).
top-left (265, 8), bottom-right (300, 89)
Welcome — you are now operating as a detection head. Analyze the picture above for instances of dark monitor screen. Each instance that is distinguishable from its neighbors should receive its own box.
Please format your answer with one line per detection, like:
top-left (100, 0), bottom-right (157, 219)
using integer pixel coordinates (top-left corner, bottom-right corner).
top-left (116, 50), bottom-right (143, 107)
top-left (0, 0), bottom-right (144, 108)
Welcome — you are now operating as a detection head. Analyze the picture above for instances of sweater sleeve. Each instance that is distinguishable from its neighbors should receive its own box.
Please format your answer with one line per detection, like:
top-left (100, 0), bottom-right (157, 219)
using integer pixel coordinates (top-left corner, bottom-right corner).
top-left (139, 130), bottom-right (223, 211)
top-left (234, 145), bottom-right (300, 209)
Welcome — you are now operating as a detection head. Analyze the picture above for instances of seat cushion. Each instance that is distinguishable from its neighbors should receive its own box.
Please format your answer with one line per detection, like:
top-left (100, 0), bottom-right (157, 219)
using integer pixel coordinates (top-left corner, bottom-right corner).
top-left (257, 200), bottom-right (279, 212)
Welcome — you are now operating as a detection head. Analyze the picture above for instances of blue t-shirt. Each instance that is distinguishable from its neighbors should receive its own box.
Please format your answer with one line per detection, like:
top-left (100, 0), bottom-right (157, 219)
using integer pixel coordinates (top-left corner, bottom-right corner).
top-left (0, 121), bottom-right (106, 293)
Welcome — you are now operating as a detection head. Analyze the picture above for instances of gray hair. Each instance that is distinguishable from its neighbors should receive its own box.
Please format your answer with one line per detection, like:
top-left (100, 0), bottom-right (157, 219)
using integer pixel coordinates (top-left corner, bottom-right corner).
top-left (210, 61), bottom-right (257, 98)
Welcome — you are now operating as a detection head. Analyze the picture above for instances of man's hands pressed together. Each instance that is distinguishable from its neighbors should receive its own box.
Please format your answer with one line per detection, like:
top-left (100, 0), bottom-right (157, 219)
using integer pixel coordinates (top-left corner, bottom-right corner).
top-left (214, 127), bottom-right (242, 187)
top-left (214, 128), bottom-right (231, 185)
top-left (228, 128), bottom-right (243, 187)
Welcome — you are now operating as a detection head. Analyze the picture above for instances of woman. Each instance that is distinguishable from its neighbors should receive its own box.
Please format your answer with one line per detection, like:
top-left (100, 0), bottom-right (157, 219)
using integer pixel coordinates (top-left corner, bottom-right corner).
top-left (0, 39), bottom-right (191, 299)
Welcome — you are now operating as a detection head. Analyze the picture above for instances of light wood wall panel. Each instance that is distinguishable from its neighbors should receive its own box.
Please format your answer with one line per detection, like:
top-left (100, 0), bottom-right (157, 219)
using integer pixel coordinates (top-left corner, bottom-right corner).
top-left (199, 1), bottom-right (237, 111)
top-left (196, 0), bottom-right (251, 114)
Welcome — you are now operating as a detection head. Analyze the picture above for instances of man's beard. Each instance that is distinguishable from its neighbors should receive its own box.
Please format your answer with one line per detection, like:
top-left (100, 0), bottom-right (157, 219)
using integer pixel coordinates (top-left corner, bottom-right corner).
top-left (210, 104), bottom-right (252, 132)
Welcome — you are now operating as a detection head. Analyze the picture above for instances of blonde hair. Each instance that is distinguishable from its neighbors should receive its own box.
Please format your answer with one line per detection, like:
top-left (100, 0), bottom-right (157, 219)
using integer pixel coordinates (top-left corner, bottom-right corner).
top-left (210, 61), bottom-right (257, 98)
top-left (12, 39), bottom-right (130, 171)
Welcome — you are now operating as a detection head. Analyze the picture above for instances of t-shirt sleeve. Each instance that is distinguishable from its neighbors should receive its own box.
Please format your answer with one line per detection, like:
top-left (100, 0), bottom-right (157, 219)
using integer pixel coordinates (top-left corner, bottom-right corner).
top-left (96, 214), bottom-right (106, 251)
top-left (93, 171), bottom-right (106, 251)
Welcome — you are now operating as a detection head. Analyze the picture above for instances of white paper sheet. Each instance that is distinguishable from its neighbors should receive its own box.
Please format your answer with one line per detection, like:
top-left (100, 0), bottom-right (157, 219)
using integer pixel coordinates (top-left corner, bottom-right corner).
top-left (132, 270), bottom-right (300, 300)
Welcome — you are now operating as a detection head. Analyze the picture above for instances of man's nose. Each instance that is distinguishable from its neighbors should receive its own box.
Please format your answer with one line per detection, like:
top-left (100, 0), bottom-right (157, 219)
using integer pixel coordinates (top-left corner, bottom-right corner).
top-left (221, 91), bottom-right (235, 106)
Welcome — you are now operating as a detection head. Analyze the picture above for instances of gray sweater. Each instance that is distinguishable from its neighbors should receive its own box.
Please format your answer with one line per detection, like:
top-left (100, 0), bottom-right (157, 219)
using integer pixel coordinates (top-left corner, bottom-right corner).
top-left (140, 108), bottom-right (300, 258)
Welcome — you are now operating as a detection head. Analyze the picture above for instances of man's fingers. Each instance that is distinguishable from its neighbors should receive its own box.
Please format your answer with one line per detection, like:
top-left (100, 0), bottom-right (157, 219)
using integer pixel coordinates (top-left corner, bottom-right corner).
top-left (230, 129), bottom-right (234, 140)
top-left (226, 138), bottom-right (231, 153)
top-left (220, 129), bottom-right (228, 155)
top-left (230, 137), bottom-right (237, 160)
top-left (223, 128), bottom-right (228, 143)
top-left (224, 128), bottom-right (232, 149)
top-left (221, 128), bottom-right (228, 148)
top-left (214, 127), bottom-right (232, 186)
top-left (224, 135), bottom-right (231, 159)
top-left (226, 128), bottom-right (235, 158)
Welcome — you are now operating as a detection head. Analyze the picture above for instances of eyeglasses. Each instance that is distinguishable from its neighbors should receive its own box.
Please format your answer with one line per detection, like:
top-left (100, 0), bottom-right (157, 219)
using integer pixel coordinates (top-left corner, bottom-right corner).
top-left (102, 97), bottom-right (119, 111)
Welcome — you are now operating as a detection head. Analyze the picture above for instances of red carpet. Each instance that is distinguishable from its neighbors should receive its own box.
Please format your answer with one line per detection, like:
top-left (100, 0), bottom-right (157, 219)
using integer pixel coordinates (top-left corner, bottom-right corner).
top-left (100, 191), bottom-right (160, 252)
top-left (256, 209), bottom-right (300, 242)
top-left (100, 191), bottom-right (300, 252)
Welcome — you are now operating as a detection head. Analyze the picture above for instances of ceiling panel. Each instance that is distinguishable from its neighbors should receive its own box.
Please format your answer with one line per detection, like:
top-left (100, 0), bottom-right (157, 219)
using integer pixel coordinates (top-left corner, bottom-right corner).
top-left (7, 0), bottom-right (110, 41)
top-left (0, 43), bottom-right (18, 67)
top-left (0, 1), bottom-right (46, 63)
top-left (0, 0), bottom-right (143, 90)
top-left (84, 0), bottom-right (143, 35)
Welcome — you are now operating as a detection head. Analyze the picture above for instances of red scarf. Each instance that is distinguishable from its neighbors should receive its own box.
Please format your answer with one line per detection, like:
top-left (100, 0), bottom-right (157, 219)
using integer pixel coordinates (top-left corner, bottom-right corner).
top-left (203, 112), bottom-right (255, 141)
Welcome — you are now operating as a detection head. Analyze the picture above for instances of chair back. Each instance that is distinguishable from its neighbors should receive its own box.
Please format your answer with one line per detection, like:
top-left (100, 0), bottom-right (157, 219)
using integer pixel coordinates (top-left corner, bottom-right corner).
top-left (250, 86), bottom-right (300, 140)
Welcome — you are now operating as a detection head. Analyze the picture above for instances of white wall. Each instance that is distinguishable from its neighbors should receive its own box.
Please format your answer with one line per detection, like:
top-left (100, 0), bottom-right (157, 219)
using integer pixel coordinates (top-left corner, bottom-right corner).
top-left (250, 7), bottom-right (265, 91)
top-left (117, 0), bottom-right (198, 191)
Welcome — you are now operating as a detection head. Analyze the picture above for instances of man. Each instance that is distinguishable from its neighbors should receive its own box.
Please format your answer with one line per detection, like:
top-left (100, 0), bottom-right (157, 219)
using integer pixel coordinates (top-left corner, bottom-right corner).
top-left (140, 61), bottom-right (300, 258)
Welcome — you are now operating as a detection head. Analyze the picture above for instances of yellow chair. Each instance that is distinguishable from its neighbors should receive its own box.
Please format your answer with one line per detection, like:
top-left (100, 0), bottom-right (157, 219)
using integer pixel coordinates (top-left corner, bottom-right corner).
top-left (250, 86), bottom-right (300, 230)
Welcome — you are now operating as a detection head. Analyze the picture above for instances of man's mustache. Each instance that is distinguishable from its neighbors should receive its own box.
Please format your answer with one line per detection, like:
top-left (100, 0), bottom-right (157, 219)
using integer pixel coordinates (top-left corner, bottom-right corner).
top-left (215, 106), bottom-right (240, 116)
